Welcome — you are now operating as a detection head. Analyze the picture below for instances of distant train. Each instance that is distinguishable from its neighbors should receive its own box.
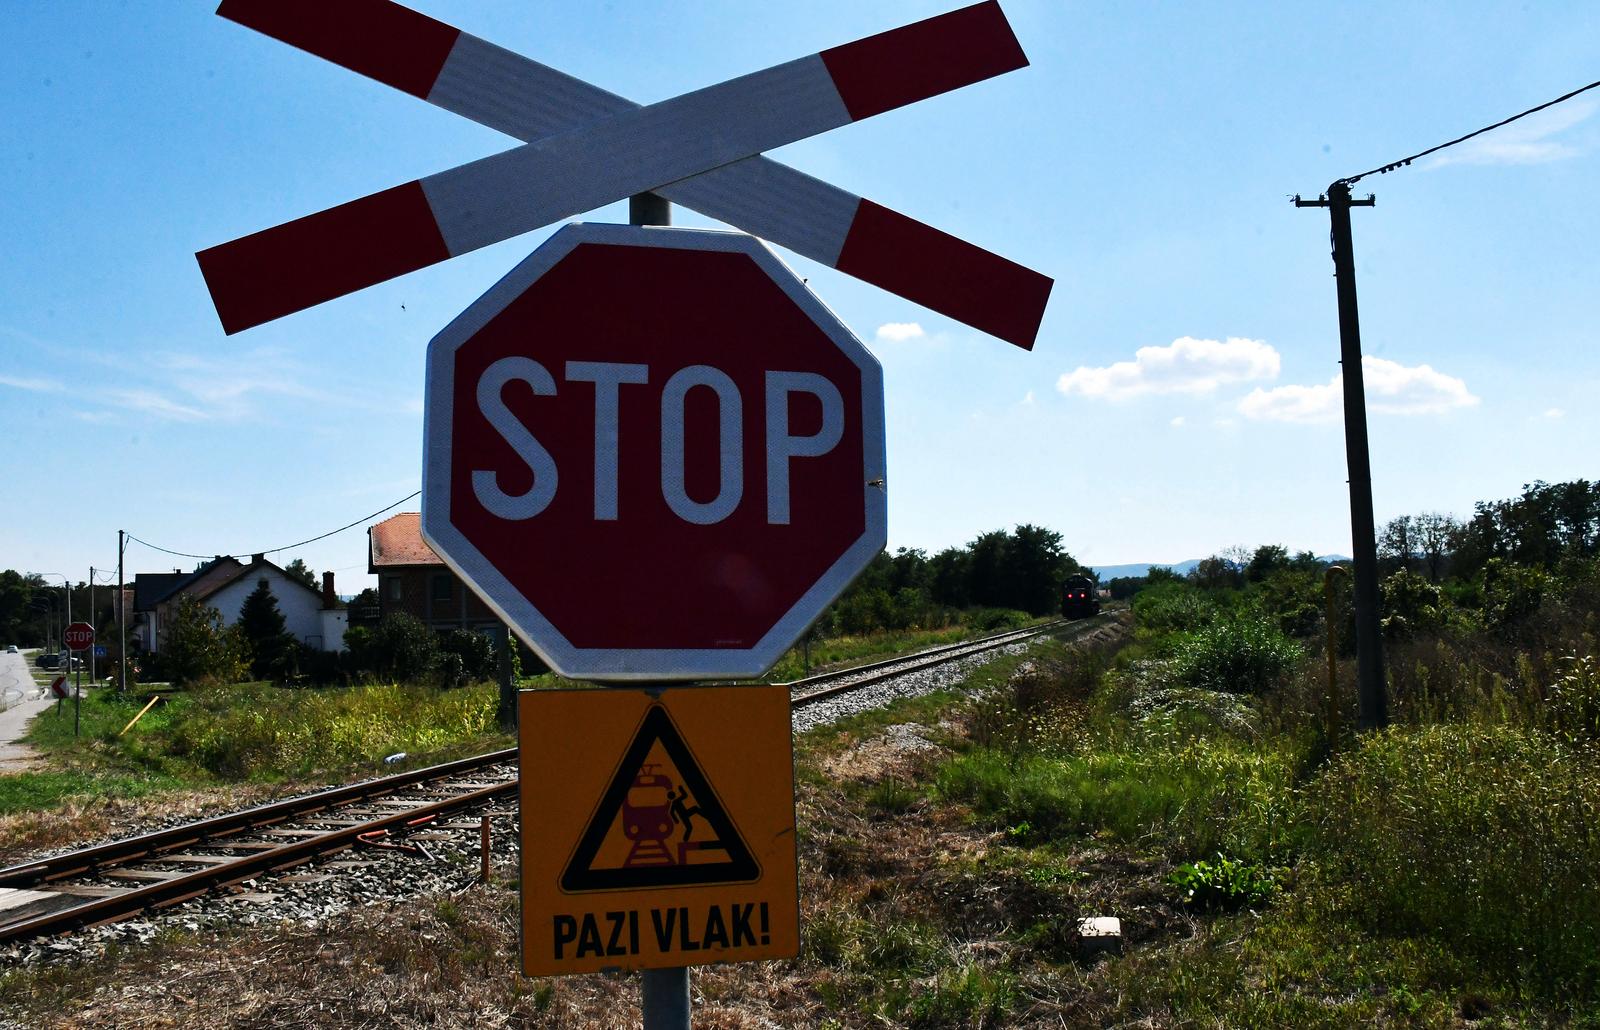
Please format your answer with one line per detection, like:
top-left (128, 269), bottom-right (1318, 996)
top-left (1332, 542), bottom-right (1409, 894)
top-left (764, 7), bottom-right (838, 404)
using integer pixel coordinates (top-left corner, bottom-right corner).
top-left (1061, 574), bottom-right (1101, 619)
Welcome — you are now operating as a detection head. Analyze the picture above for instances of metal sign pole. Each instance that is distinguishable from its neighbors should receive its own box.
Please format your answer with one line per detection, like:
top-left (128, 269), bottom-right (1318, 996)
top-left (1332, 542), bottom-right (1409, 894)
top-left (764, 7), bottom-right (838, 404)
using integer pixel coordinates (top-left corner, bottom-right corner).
top-left (629, 188), bottom-right (691, 1030)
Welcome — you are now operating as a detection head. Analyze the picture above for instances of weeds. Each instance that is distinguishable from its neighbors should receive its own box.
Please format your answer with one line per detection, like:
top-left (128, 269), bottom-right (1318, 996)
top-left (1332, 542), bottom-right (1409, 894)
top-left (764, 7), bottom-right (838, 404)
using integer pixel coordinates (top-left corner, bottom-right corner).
top-left (1168, 853), bottom-right (1279, 911)
top-left (1308, 723), bottom-right (1600, 996)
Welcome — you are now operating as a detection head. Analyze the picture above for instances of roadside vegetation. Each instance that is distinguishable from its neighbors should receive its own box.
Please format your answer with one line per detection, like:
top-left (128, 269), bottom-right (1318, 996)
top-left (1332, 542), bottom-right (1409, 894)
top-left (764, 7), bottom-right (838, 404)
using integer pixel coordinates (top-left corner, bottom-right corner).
top-left (8, 483), bottom-right (1595, 1024)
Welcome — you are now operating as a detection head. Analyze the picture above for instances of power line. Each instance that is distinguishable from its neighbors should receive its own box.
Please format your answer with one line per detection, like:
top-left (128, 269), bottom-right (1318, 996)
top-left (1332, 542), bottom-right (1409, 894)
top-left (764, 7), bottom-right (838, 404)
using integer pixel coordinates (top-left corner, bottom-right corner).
top-left (1341, 77), bottom-right (1600, 185)
top-left (126, 490), bottom-right (421, 564)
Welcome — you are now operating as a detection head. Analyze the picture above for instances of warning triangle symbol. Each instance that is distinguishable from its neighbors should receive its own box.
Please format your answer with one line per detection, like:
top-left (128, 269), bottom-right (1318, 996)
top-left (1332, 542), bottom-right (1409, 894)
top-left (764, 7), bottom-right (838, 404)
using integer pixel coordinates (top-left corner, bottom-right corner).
top-left (560, 704), bottom-right (761, 892)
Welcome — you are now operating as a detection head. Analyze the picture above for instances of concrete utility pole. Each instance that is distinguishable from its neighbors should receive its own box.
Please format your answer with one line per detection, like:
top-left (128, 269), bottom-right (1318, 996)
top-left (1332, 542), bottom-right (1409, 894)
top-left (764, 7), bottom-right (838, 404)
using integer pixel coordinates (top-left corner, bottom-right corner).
top-left (1295, 182), bottom-right (1389, 730)
top-left (629, 187), bottom-right (690, 1030)
top-left (89, 568), bottom-right (96, 684)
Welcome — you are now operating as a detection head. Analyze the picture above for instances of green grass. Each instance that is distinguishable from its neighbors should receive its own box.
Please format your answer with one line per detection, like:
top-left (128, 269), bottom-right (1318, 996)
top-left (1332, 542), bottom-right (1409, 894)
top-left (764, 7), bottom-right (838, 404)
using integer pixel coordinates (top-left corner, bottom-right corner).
top-left (4, 681), bottom-right (514, 817)
top-left (1307, 723), bottom-right (1600, 996)
top-left (935, 732), bottom-right (1304, 861)
top-left (0, 768), bottom-right (187, 816)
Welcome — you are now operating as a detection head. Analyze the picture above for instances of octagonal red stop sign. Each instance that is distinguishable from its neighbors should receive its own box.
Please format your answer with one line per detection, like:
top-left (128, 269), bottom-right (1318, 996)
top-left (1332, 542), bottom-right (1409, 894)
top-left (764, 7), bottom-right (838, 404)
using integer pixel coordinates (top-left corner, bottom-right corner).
top-left (422, 224), bottom-right (886, 680)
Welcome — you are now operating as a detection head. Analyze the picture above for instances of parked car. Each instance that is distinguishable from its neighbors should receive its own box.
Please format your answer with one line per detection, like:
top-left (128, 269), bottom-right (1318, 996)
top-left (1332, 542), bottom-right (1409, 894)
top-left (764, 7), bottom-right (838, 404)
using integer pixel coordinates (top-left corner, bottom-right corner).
top-left (5, 644), bottom-right (17, 653)
top-left (37, 653), bottom-right (59, 670)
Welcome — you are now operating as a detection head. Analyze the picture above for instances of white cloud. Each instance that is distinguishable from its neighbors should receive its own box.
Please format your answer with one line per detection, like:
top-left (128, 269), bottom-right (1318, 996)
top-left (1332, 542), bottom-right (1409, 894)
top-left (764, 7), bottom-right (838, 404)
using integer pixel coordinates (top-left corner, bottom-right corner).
top-left (1238, 357), bottom-right (1479, 423)
top-left (1020, 390), bottom-right (1035, 406)
top-left (1545, 408), bottom-right (1565, 420)
top-left (1170, 416), bottom-right (1185, 427)
top-left (1427, 98), bottom-right (1596, 168)
top-left (1057, 337), bottom-right (1279, 400)
top-left (101, 388), bottom-right (210, 422)
top-left (874, 322), bottom-right (926, 343)
top-left (0, 373), bottom-right (64, 393)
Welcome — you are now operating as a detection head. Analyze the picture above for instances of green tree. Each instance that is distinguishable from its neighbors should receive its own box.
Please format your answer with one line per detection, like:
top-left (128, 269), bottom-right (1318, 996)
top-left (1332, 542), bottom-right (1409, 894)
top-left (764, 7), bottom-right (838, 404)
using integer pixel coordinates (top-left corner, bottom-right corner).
top-left (1245, 544), bottom-right (1290, 583)
top-left (162, 594), bottom-right (248, 686)
top-left (966, 530), bottom-right (1010, 609)
top-left (238, 581), bottom-right (298, 681)
top-left (928, 547), bottom-right (971, 608)
top-left (282, 558), bottom-right (318, 592)
top-left (1002, 523), bottom-right (1074, 615)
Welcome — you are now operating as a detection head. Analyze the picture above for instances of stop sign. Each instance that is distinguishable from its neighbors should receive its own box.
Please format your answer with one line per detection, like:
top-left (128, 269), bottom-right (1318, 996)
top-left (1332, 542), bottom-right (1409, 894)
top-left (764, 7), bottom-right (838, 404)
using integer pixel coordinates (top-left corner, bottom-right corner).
top-left (422, 224), bottom-right (886, 680)
top-left (64, 622), bottom-right (95, 652)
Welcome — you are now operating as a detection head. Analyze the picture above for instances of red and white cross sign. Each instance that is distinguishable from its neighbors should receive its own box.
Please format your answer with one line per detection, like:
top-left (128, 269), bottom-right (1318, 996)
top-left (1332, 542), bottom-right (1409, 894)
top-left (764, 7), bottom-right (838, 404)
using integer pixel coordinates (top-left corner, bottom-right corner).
top-left (198, 1), bottom-right (1053, 349)
top-left (421, 224), bottom-right (886, 681)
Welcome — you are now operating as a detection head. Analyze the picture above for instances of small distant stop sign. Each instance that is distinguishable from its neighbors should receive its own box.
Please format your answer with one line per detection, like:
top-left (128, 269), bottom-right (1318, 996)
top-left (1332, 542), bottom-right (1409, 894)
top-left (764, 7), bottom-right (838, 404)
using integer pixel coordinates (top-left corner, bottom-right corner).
top-left (422, 224), bottom-right (886, 680)
top-left (64, 622), bottom-right (95, 652)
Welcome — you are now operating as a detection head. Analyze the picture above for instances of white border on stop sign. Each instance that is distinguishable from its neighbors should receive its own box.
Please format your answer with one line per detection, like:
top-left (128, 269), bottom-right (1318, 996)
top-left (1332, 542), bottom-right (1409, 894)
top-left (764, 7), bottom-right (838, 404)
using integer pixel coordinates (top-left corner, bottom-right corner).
top-left (421, 223), bottom-right (887, 681)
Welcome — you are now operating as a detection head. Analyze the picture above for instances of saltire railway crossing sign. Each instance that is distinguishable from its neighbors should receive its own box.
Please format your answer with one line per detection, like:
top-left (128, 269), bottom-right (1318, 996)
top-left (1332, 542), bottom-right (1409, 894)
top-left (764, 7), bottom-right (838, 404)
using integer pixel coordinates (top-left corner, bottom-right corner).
top-left (196, 0), bottom-right (1053, 350)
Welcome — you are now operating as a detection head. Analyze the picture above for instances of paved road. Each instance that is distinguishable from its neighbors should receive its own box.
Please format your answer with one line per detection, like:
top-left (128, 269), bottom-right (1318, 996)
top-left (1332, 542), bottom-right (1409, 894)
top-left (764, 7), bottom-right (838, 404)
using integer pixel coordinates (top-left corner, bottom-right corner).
top-left (0, 649), bottom-right (58, 771)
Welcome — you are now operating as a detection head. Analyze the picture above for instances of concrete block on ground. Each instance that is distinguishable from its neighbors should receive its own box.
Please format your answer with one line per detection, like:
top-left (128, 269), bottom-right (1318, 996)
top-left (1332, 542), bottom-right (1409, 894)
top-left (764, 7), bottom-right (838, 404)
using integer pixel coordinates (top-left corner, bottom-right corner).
top-left (1076, 915), bottom-right (1122, 959)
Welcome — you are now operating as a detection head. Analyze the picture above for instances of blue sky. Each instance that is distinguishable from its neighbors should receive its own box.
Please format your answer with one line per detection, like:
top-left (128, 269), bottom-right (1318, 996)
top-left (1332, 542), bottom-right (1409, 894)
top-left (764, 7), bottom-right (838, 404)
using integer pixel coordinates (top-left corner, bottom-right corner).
top-left (3, 1), bottom-right (1597, 590)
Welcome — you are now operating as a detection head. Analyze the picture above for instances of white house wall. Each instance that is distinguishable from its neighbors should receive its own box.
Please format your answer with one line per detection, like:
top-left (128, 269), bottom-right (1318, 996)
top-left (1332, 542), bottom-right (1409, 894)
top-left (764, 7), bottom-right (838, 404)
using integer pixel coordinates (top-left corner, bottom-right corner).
top-left (207, 570), bottom-right (337, 652)
top-left (319, 608), bottom-right (349, 654)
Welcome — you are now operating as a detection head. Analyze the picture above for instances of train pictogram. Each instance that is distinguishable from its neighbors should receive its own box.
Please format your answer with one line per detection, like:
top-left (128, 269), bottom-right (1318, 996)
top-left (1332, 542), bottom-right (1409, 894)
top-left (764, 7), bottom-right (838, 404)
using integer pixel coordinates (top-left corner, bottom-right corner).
top-left (562, 705), bottom-right (758, 891)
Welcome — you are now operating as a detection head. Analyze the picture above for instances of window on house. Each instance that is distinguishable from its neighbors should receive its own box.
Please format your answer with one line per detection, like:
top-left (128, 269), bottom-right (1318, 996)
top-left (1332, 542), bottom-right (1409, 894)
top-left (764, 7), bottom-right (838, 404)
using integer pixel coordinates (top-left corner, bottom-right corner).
top-left (385, 577), bottom-right (402, 601)
top-left (431, 575), bottom-right (453, 603)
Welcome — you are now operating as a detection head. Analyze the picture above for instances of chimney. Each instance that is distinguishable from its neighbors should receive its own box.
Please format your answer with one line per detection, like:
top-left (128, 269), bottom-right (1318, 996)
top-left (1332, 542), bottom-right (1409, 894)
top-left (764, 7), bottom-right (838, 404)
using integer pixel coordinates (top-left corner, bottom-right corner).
top-left (252, 553), bottom-right (266, 565)
top-left (322, 571), bottom-right (337, 610)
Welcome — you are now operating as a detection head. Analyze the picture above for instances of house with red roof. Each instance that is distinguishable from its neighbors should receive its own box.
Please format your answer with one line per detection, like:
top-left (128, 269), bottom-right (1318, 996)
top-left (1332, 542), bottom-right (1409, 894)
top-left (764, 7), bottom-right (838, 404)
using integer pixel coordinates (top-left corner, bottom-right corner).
top-left (367, 513), bottom-right (499, 633)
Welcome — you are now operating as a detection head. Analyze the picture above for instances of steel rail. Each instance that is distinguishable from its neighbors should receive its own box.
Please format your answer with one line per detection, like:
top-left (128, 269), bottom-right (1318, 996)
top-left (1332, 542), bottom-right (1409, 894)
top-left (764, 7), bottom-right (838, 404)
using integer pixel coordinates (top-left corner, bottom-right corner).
top-left (780, 620), bottom-right (1069, 693)
top-left (791, 614), bottom-right (1108, 708)
top-left (0, 781), bottom-right (516, 945)
top-left (0, 747), bottom-right (515, 890)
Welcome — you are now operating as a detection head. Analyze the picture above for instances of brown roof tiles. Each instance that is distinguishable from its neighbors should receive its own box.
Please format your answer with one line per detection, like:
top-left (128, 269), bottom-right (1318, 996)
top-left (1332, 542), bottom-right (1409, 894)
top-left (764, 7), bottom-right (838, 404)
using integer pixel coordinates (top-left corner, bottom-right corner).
top-left (368, 513), bottom-right (444, 570)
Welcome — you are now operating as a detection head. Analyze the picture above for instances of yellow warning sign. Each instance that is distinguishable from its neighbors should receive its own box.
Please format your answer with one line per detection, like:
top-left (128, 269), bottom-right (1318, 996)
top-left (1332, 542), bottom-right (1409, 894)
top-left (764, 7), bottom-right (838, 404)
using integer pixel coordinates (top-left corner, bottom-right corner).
top-left (519, 685), bottom-right (798, 976)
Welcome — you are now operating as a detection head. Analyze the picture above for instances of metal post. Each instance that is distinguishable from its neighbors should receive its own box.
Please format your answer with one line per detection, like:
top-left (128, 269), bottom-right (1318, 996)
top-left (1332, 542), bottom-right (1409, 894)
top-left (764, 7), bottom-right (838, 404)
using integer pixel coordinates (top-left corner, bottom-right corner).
top-left (480, 814), bottom-right (492, 882)
top-left (630, 188), bottom-right (691, 1030)
top-left (1295, 183), bottom-right (1388, 729)
top-left (118, 531), bottom-right (127, 694)
top-left (642, 967), bottom-right (690, 1030)
top-left (496, 624), bottom-right (517, 731)
top-left (629, 192), bottom-right (671, 228)
top-left (89, 567), bottom-right (96, 685)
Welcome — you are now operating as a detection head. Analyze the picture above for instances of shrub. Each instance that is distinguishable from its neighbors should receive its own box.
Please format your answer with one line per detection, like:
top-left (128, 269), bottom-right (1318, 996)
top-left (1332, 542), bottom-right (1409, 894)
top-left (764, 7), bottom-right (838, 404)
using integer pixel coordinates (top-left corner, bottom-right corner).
top-left (1133, 582), bottom-right (1217, 633)
top-left (439, 629), bottom-right (496, 684)
top-left (1170, 617), bottom-right (1302, 695)
top-left (160, 595), bottom-right (249, 687)
top-left (350, 613), bottom-right (440, 682)
top-left (969, 607), bottom-right (1030, 631)
top-left (1307, 724), bottom-right (1600, 996)
top-left (1544, 653), bottom-right (1600, 744)
top-left (1169, 853), bottom-right (1279, 910)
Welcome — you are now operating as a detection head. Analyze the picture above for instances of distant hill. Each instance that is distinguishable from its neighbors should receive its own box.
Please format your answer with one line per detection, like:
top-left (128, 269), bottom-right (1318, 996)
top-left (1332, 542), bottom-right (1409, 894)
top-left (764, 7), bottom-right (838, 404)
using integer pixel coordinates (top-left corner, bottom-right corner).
top-left (1090, 555), bottom-right (1351, 581)
top-left (1090, 560), bottom-right (1203, 581)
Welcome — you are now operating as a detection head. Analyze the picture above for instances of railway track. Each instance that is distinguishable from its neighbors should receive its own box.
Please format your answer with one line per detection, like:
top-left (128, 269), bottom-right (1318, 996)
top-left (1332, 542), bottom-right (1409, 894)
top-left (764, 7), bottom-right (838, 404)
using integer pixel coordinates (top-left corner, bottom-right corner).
top-left (0, 616), bottom-right (1103, 949)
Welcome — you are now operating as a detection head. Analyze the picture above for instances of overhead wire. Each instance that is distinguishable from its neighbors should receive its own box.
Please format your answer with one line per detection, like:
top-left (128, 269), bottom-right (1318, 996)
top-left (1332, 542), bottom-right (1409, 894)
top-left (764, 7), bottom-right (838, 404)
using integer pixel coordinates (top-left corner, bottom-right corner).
top-left (125, 490), bottom-right (421, 564)
top-left (1340, 77), bottom-right (1600, 185)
